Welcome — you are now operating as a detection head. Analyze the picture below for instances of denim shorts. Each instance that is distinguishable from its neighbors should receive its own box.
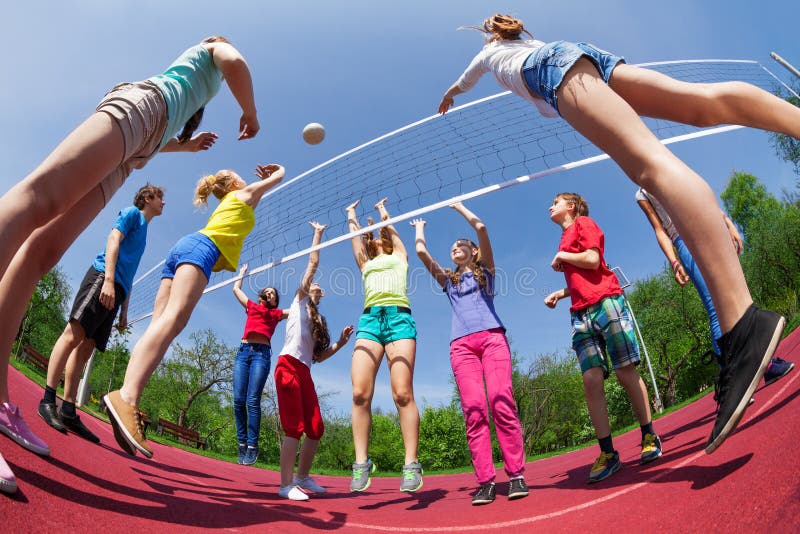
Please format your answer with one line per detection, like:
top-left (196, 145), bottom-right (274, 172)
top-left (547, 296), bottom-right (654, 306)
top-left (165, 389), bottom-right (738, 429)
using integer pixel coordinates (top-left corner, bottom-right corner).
top-left (570, 294), bottom-right (640, 377)
top-left (95, 81), bottom-right (168, 205)
top-left (356, 306), bottom-right (417, 345)
top-left (161, 232), bottom-right (220, 281)
top-left (522, 41), bottom-right (625, 115)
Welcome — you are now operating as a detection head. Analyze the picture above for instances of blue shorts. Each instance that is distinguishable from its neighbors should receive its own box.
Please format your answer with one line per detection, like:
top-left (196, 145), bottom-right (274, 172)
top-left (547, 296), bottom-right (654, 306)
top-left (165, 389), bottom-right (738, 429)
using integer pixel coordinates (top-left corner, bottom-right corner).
top-left (571, 294), bottom-right (640, 377)
top-left (161, 232), bottom-right (220, 281)
top-left (522, 41), bottom-right (625, 115)
top-left (356, 306), bottom-right (417, 345)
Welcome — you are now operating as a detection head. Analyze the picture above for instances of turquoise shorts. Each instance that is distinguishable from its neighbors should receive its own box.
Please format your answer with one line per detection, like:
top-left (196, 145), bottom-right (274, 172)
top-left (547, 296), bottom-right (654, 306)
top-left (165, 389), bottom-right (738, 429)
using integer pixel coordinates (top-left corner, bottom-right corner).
top-left (356, 306), bottom-right (417, 345)
top-left (570, 294), bottom-right (640, 377)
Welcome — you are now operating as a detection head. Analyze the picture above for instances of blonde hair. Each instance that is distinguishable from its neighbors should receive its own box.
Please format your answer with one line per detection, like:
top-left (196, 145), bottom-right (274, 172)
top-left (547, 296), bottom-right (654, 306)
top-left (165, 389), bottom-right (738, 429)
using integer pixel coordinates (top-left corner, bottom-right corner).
top-left (556, 192), bottom-right (590, 217)
top-left (462, 14), bottom-right (532, 42)
top-left (193, 170), bottom-right (240, 207)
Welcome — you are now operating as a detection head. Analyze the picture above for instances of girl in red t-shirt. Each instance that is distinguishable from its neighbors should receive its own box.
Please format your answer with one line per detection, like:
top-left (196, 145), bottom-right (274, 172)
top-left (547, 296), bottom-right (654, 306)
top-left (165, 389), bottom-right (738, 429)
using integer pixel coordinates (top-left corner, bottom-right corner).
top-left (232, 263), bottom-right (288, 465)
top-left (544, 192), bottom-right (661, 484)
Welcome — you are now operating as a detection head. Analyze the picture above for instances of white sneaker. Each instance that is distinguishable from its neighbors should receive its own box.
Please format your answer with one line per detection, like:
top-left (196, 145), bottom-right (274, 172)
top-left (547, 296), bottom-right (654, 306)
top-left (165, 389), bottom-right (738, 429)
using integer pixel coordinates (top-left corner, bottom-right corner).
top-left (293, 475), bottom-right (327, 493)
top-left (278, 485), bottom-right (309, 501)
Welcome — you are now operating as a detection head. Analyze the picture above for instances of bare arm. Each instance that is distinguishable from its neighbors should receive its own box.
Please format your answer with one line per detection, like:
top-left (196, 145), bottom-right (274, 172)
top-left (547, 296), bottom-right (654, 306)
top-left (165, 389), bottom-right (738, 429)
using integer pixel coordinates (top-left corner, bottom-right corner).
top-left (235, 164), bottom-right (284, 208)
top-left (544, 287), bottom-right (570, 309)
top-left (205, 41), bottom-right (259, 140)
top-left (99, 229), bottom-right (124, 310)
top-left (314, 325), bottom-right (355, 363)
top-left (297, 221), bottom-right (327, 300)
top-left (410, 219), bottom-right (447, 288)
top-left (116, 294), bottom-right (130, 331)
top-left (346, 200), bottom-right (368, 270)
top-left (551, 249), bottom-right (600, 272)
top-left (438, 82), bottom-right (467, 114)
top-left (375, 198), bottom-right (407, 261)
top-left (637, 198), bottom-right (689, 285)
top-left (232, 264), bottom-right (249, 308)
top-left (451, 201), bottom-right (494, 273)
top-left (723, 213), bottom-right (743, 256)
top-left (159, 132), bottom-right (219, 153)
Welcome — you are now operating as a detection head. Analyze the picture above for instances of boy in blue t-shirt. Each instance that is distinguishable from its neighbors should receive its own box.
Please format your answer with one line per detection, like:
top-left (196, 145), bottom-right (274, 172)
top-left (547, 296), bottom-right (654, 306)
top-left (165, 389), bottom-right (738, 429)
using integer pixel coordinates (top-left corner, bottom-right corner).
top-left (37, 184), bottom-right (164, 443)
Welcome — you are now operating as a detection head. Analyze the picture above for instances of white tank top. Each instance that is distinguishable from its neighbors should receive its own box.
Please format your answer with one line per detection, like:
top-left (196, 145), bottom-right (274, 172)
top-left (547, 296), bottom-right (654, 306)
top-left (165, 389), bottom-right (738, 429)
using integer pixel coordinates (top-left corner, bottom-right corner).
top-left (278, 293), bottom-right (314, 367)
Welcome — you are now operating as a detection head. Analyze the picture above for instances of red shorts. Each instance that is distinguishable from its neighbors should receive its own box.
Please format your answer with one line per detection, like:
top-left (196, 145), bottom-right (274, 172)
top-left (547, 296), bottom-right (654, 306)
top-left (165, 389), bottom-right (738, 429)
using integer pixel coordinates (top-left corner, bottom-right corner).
top-left (274, 355), bottom-right (324, 440)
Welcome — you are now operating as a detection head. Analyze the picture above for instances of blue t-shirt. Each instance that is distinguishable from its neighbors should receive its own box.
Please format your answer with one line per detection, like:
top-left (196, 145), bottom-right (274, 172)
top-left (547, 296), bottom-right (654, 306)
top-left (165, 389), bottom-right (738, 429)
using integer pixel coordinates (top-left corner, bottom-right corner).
top-left (92, 206), bottom-right (148, 298)
top-left (444, 269), bottom-right (504, 341)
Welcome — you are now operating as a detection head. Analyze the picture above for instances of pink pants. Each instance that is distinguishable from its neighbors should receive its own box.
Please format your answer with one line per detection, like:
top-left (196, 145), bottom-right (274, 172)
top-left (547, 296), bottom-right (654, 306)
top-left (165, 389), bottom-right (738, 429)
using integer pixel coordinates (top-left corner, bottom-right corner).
top-left (450, 328), bottom-right (525, 484)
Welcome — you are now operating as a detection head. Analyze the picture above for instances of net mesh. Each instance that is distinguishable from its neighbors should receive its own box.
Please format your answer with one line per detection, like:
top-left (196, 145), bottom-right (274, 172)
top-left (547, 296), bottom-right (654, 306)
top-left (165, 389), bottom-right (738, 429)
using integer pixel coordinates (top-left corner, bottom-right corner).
top-left (128, 59), bottom-right (788, 322)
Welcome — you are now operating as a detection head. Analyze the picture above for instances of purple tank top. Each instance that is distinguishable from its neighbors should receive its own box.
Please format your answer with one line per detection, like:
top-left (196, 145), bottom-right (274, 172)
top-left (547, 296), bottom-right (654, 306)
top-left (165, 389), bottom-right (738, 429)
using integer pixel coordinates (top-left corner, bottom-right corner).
top-left (445, 269), bottom-right (504, 341)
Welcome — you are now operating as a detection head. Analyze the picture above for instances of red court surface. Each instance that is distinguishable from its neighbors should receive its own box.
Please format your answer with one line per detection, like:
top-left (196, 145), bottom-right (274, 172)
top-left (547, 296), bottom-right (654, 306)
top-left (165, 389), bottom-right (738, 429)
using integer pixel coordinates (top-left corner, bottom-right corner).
top-left (2, 328), bottom-right (800, 532)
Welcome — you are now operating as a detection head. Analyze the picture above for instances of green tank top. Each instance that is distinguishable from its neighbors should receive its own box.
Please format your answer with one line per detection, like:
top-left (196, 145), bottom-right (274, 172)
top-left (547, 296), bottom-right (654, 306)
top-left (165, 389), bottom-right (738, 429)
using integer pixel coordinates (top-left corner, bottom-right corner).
top-left (362, 253), bottom-right (410, 308)
top-left (147, 44), bottom-right (222, 149)
top-left (198, 192), bottom-right (254, 272)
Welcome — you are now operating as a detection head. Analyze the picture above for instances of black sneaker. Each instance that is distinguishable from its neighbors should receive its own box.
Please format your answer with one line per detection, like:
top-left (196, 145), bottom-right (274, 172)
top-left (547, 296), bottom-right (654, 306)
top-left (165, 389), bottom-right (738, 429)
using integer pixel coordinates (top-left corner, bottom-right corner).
top-left (705, 304), bottom-right (785, 454)
top-left (60, 411), bottom-right (100, 444)
top-left (471, 482), bottom-right (496, 505)
top-left (38, 400), bottom-right (66, 433)
top-left (507, 477), bottom-right (529, 500)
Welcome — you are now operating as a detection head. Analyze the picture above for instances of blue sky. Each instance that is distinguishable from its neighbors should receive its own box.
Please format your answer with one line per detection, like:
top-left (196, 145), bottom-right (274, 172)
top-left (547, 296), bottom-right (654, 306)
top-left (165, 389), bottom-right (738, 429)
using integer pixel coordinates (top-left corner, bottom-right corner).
top-left (3, 1), bottom-right (799, 415)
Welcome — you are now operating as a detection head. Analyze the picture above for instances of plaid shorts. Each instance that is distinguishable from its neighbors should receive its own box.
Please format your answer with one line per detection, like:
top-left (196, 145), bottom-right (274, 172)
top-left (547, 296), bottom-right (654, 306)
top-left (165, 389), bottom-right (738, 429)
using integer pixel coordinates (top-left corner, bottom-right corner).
top-left (570, 294), bottom-right (640, 376)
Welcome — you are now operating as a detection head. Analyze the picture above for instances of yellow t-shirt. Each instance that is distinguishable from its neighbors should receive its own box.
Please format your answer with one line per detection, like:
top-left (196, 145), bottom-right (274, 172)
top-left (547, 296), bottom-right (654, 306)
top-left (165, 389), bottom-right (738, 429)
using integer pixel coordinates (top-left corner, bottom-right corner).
top-left (362, 253), bottom-right (410, 308)
top-left (198, 192), bottom-right (255, 272)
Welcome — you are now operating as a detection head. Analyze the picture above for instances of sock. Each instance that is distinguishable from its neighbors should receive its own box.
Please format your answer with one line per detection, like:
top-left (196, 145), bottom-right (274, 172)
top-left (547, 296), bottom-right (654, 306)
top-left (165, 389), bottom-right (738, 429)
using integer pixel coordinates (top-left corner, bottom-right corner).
top-left (598, 435), bottom-right (614, 454)
top-left (640, 422), bottom-right (654, 440)
top-left (61, 401), bottom-right (76, 417)
top-left (43, 386), bottom-right (57, 404)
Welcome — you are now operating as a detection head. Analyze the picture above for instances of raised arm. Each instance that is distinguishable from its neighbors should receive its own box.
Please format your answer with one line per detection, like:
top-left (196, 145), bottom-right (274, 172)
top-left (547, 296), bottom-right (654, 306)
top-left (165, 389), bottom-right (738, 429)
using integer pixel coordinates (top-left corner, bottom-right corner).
top-left (159, 132), bottom-right (219, 153)
top-left (722, 213), bottom-right (743, 256)
top-left (637, 198), bottom-right (688, 286)
top-left (438, 51), bottom-right (486, 114)
top-left (236, 164), bottom-right (284, 208)
top-left (297, 221), bottom-right (327, 300)
top-left (374, 198), bottom-right (407, 261)
top-left (410, 218), bottom-right (447, 288)
top-left (205, 41), bottom-right (259, 140)
top-left (232, 264), bottom-right (249, 308)
top-left (346, 200), bottom-right (368, 270)
top-left (451, 201), bottom-right (494, 274)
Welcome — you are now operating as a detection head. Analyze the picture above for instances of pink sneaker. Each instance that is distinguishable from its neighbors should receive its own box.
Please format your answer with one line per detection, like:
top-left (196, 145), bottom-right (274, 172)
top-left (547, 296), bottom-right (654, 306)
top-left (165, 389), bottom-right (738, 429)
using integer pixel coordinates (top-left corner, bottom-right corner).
top-left (0, 402), bottom-right (50, 456)
top-left (0, 452), bottom-right (17, 494)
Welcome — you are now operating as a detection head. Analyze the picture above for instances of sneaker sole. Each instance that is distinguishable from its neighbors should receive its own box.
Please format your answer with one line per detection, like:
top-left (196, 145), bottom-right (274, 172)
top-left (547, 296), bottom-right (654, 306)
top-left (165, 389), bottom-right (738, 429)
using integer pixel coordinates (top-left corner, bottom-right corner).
top-left (640, 449), bottom-right (663, 465)
top-left (588, 460), bottom-right (621, 483)
top-left (103, 395), bottom-right (151, 458)
top-left (705, 315), bottom-right (786, 454)
top-left (0, 422), bottom-right (50, 456)
top-left (508, 492), bottom-right (529, 500)
top-left (472, 498), bottom-right (495, 505)
top-left (764, 362), bottom-right (794, 386)
top-left (350, 463), bottom-right (376, 492)
top-left (37, 408), bottom-right (67, 433)
top-left (0, 477), bottom-right (18, 495)
top-left (400, 479), bottom-right (423, 493)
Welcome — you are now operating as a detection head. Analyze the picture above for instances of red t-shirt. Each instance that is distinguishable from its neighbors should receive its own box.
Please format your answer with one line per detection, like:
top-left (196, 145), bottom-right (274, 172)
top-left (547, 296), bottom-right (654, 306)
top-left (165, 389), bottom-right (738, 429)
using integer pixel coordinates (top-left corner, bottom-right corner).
top-left (242, 300), bottom-right (283, 341)
top-left (558, 216), bottom-right (622, 312)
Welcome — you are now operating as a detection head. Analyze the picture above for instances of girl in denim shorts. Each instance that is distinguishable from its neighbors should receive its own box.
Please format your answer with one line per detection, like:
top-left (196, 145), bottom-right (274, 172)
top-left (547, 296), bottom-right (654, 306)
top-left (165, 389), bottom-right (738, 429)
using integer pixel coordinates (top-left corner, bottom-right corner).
top-left (412, 202), bottom-right (528, 506)
top-left (439, 13), bottom-right (793, 455)
top-left (0, 36), bottom-right (260, 488)
top-left (104, 164), bottom-right (284, 458)
top-left (345, 197), bottom-right (422, 493)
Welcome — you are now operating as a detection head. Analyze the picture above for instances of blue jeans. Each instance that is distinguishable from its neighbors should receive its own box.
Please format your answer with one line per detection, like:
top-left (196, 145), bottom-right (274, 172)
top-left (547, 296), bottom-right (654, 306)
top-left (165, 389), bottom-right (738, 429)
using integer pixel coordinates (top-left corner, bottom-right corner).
top-left (674, 236), bottom-right (722, 354)
top-left (233, 342), bottom-right (271, 446)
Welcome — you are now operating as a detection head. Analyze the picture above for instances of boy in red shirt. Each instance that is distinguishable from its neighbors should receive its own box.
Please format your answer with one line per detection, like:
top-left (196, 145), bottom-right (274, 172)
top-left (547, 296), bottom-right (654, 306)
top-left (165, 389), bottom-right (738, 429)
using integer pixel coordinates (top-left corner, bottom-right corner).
top-left (544, 192), bottom-right (661, 483)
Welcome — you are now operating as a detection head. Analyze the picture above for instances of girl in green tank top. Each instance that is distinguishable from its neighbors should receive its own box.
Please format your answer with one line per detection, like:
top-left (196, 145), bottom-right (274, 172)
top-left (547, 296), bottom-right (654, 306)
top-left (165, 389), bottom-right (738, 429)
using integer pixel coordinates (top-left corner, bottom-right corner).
top-left (345, 198), bottom-right (422, 494)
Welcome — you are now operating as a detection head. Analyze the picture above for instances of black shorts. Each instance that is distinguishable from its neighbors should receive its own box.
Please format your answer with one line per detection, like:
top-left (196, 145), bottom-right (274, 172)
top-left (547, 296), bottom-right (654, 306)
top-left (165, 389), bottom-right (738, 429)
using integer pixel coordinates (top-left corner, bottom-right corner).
top-left (69, 266), bottom-right (126, 352)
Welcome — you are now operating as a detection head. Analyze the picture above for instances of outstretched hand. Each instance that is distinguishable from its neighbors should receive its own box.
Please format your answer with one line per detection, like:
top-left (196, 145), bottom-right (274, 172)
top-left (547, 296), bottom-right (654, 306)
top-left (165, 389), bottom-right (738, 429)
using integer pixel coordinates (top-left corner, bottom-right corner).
top-left (345, 199), bottom-right (360, 212)
top-left (239, 264), bottom-right (249, 277)
top-left (438, 95), bottom-right (454, 115)
top-left (255, 164), bottom-right (284, 181)
top-left (309, 221), bottom-right (328, 232)
top-left (449, 201), bottom-right (465, 211)
top-left (374, 197), bottom-right (388, 210)
top-left (186, 131), bottom-right (219, 151)
top-left (338, 325), bottom-right (355, 345)
top-left (409, 218), bottom-right (426, 228)
top-left (238, 112), bottom-right (260, 140)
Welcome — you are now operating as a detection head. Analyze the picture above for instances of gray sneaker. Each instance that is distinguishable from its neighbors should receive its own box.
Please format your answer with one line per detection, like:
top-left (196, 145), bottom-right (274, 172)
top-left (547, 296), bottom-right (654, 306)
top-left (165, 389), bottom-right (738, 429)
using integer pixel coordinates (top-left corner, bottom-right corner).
top-left (350, 459), bottom-right (375, 492)
top-left (400, 461), bottom-right (423, 492)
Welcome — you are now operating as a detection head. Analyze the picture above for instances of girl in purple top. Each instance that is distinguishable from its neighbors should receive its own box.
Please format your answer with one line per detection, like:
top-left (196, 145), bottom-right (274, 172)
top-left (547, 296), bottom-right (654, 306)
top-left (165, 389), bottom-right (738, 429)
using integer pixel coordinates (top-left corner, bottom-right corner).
top-left (411, 202), bottom-right (527, 506)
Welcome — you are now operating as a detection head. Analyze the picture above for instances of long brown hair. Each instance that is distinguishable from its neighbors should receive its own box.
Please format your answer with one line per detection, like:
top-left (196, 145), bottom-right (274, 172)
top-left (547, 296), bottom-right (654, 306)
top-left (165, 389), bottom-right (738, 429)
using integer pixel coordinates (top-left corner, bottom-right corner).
top-left (362, 216), bottom-right (394, 260)
top-left (445, 238), bottom-right (491, 294)
top-left (462, 14), bottom-right (533, 42)
top-left (308, 299), bottom-right (330, 361)
top-left (193, 170), bottom-right (240, 207)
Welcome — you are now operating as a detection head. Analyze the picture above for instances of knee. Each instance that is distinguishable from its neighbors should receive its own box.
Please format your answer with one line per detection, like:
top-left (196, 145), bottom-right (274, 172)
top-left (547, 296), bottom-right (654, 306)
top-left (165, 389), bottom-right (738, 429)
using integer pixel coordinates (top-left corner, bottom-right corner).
top-left (582, 369), bottom-right (605, 391)
top-left (352, 389), bottom-right (372, 408)
top-left (392, 388), bottom-right (414, 408)
top-left (681, 84), bottom-right (728, 127)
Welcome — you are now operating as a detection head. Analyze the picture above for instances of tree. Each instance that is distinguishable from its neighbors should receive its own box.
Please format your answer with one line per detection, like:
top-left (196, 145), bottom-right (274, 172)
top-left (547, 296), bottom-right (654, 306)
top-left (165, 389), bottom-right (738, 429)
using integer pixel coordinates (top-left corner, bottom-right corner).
top-left (769, 89), bottom-right (800, 177)
top-left (16, 266), bottom-right (71, 356)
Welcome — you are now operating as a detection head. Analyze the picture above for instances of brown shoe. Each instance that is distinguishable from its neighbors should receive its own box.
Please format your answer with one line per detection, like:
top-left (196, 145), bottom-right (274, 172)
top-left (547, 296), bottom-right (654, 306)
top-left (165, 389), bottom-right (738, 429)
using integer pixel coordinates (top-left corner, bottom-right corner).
top-left (103, 391), bottom-right (153, 458)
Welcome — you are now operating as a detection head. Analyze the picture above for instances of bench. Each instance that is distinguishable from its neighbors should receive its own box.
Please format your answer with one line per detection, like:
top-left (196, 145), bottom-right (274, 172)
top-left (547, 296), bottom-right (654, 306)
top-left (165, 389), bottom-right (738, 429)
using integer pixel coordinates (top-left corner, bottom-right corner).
top-left (156, 418), bottom-right (207, 449)
top-left (21, 344), bottom-right (63, 385)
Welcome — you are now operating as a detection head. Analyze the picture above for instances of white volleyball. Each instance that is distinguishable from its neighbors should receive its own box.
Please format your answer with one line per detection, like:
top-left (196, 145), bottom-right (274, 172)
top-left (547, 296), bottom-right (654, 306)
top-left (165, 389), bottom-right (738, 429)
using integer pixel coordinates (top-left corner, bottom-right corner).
top-left (302, 122), bottom-right (325, 145)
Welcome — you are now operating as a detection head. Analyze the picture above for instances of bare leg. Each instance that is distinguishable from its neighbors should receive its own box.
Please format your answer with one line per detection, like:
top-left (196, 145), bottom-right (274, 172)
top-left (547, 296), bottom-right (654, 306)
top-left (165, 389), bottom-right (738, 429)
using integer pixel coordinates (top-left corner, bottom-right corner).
top-left (280, 436), bottom-right (300, 487)
top-left (296, 437), bottom-right (320, 479)
top-left (120, 264), bottom-right (207, 405)
top-left (385, 338), bottom-right (419, 465)
top-left (62, 339), bottom-right (97, 403)
top-left (0, 187), bottom-right (105, 403)
top-left (46, 321), bottom-right (88, 391)
top-left (0, 113), bottom-right (123, 284)
top-left (557, 59), bottom-right (751, 331)
top-left (610, 64), bottom-right (800, 138)
top-left (614, 365), bottom-right (652, 425)
top-left (582, 367), bottom-right (611, 439)
top-left (351, 338), bottom-right (383, 464)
